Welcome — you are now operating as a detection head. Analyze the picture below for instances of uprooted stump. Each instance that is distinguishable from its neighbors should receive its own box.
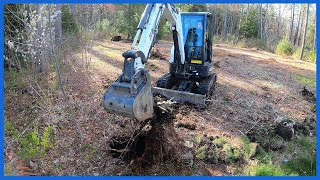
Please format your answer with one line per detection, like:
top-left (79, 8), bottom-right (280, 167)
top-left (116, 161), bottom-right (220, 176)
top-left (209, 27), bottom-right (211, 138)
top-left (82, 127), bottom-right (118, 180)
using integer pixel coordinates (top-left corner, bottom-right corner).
top-left (111, 36), bottom-right (122, 42)
top-left (150, 48), bottom-right (166, 60)
top-left (109, 134), bottom-right (146, 161)
top-left (112, 106), bottom-right (210, 175)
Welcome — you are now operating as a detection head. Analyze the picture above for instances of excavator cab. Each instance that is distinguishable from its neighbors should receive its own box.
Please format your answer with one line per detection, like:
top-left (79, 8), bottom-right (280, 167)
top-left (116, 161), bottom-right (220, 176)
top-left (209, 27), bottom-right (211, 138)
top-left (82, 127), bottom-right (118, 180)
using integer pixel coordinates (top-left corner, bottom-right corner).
top-left (182, 12), bottom-right (213, 66)
top-left (171, 12), bottom-right (213, 79)
top-left (154, 12), bottom-right (216, 105)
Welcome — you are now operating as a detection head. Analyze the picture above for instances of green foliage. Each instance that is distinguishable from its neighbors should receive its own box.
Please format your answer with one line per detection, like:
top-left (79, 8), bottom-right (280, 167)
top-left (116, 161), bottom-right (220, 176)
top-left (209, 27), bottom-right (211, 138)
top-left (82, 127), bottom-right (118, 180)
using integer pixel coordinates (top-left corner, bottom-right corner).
top-left (239, 8), bottom-right (259, 38)
top-left (254, 164), bottom-right (286, 176)
top-left (4, 164), bottom-right (16, 176)
top-left (195, 145), bottom-right (207, 159)
top-left (62, 5), bottom-right (78, 35)
top-left (96, 18), bottom-right (118, 39)
top-left (212, 137), bottom-right (228, 148)
top-left (207, 149), bottom-right (220, 163)
top-left (5, 121), bottom-right (19, 139)
top-left (275, 39), bottom-right (294, 56)
top-left (256, 149), bottom-right (272, 164)
top-left (237, 38), bottom-right (268, 50)
top-left (194, 135), bottom-right (243, 164)
top-left (4, 5), bottom-right (25, 38)
top-left (177, 4), bottom-right (207, 12)
top-left (16, 126), bottom-right (54, 161)
top-left (245, 132), bottom-right (316, 176)
top-left (4, 70), bottom-right (27, 102)
top-left (157, 19), bottom-right (171, 40)
top-left (293, 47), bottom-right (316, 62)
top-left (193, 135), bottom-right (201, 145)
top-left (223, 143), bottom-right (239, 163)
top-left (306, 23), bottom-right (315, 50)
top-left (115, 4), bottom-right (145, 39)
top-left (4, 4), bottom-right (28, 69)
top-left (82, 143), bottom-right (101, 161)
top-left (305, 50), bottom-right (316, 62)
top-left (294, 74), bottom-right (316, 87)
top-left (241, 136), bottom-right (251, 159)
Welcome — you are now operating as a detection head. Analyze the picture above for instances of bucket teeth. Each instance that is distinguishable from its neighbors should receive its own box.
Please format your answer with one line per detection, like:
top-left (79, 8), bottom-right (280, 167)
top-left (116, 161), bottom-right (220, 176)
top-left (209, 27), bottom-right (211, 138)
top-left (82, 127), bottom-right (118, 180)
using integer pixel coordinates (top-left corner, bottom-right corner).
top-left (154, 72), bottom-right (217, 107)
top-left (153, 87), bottom-right (206, 107)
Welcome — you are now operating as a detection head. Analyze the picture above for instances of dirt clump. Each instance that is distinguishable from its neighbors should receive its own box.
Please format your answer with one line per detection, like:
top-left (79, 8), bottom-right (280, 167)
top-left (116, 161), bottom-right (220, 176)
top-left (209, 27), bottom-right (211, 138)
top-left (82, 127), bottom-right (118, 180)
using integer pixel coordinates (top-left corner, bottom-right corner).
top-left (247, 116), bottom-right (316, 152)
top-left (126, 106), bottom-right (210, 175)
top-left (176, 122), bottom-right (196, 130)
top-left (301, 87), bottom-right (316, 103)
top-left (294, 116), bottom-right (316, 136)
top-left (274, 119), bottom-right (295, 141)
top-left (109, 134), bottom-right (146, 161)
top-left (246, 123), bottom-right (285, 151)
top-left (111, 36), bottom-right (122, 42)
top-left (150, 48), bottom-right (166, 60)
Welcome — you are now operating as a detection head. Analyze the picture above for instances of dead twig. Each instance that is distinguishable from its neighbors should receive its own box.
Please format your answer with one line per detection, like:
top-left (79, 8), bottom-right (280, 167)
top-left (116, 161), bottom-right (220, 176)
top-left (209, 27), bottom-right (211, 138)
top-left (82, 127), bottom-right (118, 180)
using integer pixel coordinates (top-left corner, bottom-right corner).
top-left (245, 119), bottom-right (262, 134)
top-left (48, 9), bottom-right (84, 140)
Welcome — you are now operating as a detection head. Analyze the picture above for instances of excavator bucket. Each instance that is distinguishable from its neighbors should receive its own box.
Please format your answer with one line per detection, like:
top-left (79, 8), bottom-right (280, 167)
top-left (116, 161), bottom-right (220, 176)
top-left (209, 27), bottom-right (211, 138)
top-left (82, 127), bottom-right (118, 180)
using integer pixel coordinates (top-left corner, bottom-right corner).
top-left (103, 74), bottom-right (154, 122)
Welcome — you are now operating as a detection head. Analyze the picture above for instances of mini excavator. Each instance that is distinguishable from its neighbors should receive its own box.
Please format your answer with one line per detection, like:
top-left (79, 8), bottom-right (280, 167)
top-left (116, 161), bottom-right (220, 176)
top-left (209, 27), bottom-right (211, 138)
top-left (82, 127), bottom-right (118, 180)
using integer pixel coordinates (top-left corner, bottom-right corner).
top-left (103, 4), bottom-right (217, 121)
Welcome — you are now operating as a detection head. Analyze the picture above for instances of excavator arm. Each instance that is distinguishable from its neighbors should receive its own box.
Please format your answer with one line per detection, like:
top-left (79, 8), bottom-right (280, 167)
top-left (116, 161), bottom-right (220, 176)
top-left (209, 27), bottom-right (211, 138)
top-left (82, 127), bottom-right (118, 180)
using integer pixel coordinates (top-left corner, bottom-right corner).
top-left (103, 4), bottom-right (185, 121)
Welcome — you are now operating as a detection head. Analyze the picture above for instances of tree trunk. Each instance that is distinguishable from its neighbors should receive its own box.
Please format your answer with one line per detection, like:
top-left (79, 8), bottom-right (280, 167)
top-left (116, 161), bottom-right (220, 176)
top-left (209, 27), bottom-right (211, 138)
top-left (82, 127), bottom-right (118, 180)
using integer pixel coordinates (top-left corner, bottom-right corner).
top-left (223, 4), bottom-right (228, 40)
top-left (55, 4), bottom-right (62, 45)
top-left (277, 4), bottom-right (281, 30)
top-left (36, 4), bottom-right (45, 73)
top-left (289, 4), bottom-right (295, 43)
top-left (213, 6), bottom-right (217, 35)
top-left (264, 4), bottom-right (268, 42)
top-left (259, 4), bottom-right (262, 40)
top-left (298, 6), bottom-right (305, 46)
top-left (235, 5), bottom-right (242, 44)
top-left (71, 4), bottom-right (76, 19)
top-left (300, 4), bottom-right (310, 60)
top-left (294, 5), bottom-right (302, 46)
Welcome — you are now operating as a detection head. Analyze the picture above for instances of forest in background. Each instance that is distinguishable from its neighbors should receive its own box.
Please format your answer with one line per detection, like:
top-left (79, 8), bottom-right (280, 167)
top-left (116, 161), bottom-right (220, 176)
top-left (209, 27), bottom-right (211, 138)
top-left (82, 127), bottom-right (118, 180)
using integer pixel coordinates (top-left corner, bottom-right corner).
top-left (4, 3), bottom-right (316, 74)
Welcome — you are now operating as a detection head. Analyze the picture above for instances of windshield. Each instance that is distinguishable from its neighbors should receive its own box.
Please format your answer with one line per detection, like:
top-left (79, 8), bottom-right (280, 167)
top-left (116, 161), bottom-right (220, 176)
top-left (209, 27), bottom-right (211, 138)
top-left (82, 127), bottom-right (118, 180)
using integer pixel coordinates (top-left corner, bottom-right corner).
top-left (181, 15), bottom-right (204, 60)
top-left (181, 15), bottom-right (204, 46)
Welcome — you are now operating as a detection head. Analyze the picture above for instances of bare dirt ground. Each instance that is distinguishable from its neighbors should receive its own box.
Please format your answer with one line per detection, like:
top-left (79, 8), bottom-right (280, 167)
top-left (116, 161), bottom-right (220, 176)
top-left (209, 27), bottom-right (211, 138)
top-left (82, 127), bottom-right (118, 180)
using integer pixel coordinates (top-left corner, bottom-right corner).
top-left (4, 39), bottom-right (316, 176)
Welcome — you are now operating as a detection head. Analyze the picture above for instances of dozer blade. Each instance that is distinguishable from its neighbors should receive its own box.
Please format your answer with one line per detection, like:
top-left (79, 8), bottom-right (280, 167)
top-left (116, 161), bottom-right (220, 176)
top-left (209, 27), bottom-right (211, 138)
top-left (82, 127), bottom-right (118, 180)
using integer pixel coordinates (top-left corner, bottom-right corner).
top-left (103, 78), bottom-right (154, 122)
top-left (152, 87), bottom-right (206, 107)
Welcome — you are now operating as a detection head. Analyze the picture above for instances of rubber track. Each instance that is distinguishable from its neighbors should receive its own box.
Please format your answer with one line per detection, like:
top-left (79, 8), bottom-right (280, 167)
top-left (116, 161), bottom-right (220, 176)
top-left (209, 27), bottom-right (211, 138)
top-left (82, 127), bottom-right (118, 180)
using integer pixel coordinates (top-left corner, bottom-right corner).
top-left (196, 73), bottom-right (216, 95)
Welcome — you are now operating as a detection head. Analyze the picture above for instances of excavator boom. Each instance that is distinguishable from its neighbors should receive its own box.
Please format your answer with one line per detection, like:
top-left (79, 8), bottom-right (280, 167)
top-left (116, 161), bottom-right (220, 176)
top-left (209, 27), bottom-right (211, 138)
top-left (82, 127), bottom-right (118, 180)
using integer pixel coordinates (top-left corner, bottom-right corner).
top-left (103, 4), bottom-right (186, 121)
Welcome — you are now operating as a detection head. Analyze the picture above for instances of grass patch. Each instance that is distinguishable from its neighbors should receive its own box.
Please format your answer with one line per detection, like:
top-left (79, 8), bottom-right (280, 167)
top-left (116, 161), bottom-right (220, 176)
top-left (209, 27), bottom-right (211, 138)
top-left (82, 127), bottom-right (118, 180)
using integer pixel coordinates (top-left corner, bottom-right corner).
top-left (5, 120), bottom-right (19, 139)
top-left (4, 70), bottom-right (27, 92)
top-left (280, 136), bottom-right (316, 176)
top-left (294, 74), bottom-right (316, 87)
top-left (255, 148), bottom-right (272, 164)
top-left (253, 164), bottom-right (286, 176)
top-left (212, 137), bottom-right (228, 148)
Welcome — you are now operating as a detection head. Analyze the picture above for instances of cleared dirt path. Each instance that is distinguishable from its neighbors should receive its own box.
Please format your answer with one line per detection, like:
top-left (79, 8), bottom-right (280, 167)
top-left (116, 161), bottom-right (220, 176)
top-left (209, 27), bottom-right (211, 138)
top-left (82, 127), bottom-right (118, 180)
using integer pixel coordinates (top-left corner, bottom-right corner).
top-left (56, 40), bottom-right (316, 175)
